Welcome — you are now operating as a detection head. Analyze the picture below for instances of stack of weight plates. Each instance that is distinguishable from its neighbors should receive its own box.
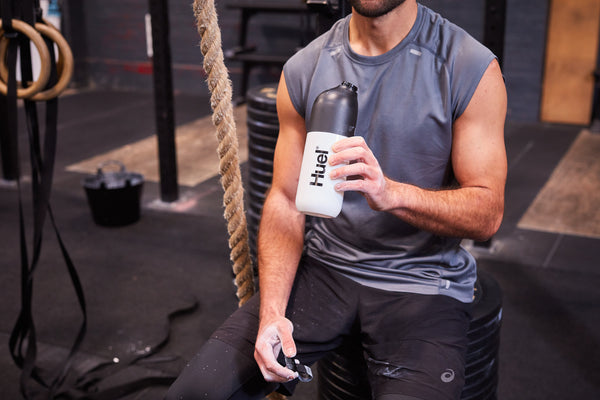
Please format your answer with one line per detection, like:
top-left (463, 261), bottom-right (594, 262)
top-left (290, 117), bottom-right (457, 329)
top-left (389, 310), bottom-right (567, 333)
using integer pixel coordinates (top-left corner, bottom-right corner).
top-left (245, 84), bottom-right (279, 264)
top-left (461, 270), bottom-right (502, 400)
top-left (318, 270), bottom-right (503, 400)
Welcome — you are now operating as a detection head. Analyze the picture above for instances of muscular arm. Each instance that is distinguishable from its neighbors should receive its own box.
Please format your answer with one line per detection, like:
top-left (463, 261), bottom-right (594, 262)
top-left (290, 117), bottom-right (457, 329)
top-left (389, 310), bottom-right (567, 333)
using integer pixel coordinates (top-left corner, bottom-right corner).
top-left (331, 60), bottom-right (507, 241)
top-left (253, 73), bottom-right (306, 382)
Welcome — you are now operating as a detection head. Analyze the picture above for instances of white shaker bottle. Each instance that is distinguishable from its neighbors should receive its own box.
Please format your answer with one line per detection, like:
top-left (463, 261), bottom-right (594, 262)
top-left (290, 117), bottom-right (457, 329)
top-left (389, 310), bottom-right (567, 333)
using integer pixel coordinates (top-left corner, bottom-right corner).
top-left (295, 81), bottom-right (358, 218)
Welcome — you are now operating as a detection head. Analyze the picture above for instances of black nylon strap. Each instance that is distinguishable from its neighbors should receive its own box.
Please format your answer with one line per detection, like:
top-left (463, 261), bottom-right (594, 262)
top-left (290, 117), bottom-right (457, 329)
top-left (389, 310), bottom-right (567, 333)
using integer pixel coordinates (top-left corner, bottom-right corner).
top-left (2, 0), bottom-right (88, 397)
top-left (1, 0), bottom-right (14, 31)
top-left (55, 299), bottom-right (198, 400)
top-left (3, 2), bottom-right (190, 398)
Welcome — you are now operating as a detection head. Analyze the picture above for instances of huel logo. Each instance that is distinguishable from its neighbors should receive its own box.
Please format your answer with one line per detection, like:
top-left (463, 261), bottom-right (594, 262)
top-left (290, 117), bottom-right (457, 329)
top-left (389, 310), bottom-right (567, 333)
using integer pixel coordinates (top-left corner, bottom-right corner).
top-left (309, 148), bottom-right (328, 187)
top-left (441, 369), bottom-right (455, 383)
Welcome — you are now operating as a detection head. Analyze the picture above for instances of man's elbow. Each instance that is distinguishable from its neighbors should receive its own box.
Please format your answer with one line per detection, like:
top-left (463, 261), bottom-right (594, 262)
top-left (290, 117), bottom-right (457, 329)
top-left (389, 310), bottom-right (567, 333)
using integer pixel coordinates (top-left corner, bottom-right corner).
top-left (473, 205), bottom-right (504, 242)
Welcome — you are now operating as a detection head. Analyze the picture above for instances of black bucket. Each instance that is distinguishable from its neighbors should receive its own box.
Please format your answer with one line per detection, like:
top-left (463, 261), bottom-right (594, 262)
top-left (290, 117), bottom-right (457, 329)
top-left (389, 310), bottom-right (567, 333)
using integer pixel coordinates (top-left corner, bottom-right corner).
top-left (82, 160), bottom-right (144, 227)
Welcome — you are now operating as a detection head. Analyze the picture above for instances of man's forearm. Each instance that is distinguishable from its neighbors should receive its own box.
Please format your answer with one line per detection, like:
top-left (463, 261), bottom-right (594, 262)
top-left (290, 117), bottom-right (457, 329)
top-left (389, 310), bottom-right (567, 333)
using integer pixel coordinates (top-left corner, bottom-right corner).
top-left (257, 189), bottom-right (305, 321)
top-left (382, 179), bottom-right (504, 241)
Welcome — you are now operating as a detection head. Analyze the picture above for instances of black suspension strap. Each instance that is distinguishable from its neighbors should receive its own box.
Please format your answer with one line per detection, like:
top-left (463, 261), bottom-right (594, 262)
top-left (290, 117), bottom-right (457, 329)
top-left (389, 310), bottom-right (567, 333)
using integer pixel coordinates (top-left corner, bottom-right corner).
top-left (0, 0), bottom-right (87, 398)
top-left (2, 2), bottom-right (201, 398)
top-left (55, 299), bottom-right (198, 400)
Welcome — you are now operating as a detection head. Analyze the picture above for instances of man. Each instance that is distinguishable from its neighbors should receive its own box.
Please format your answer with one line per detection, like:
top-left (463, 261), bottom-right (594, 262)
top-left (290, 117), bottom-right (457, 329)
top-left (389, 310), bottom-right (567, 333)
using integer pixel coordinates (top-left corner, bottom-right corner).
top-left (166, 0), bottom-right (506, 399)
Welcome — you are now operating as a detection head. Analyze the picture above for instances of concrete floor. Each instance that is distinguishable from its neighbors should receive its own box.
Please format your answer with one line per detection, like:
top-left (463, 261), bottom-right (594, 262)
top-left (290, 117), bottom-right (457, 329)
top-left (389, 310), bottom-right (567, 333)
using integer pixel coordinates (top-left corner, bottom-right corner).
top-left (1, 89), bottom-right (599, 399)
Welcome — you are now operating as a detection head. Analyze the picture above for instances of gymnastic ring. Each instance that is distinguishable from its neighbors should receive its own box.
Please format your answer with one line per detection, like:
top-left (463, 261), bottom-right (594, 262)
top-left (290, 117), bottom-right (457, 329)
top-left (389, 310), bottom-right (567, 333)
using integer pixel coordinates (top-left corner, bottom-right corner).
top-left (40, 19), bottom-right (66, 76)
top-left (0, 20), bottom-right (66, 88)
top-left (27, 22), bottom-right (74, 101)
top-left (0, 21), bottom-right (72, 100)
top-left (0, 19), bottom-right (51, 99)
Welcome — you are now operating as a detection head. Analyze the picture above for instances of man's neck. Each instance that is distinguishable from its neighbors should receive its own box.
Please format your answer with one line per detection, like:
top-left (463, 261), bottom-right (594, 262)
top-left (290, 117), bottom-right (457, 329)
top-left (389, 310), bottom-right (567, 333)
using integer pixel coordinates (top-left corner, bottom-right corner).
top-left (348, 0), bottom-right (418, 57)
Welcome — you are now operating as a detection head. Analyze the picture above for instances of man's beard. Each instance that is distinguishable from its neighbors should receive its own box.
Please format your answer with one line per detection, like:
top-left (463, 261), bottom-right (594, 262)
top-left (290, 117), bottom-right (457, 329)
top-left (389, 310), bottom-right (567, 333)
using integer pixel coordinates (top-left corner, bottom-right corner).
top-left (350, 0), bottom-right (407, 18)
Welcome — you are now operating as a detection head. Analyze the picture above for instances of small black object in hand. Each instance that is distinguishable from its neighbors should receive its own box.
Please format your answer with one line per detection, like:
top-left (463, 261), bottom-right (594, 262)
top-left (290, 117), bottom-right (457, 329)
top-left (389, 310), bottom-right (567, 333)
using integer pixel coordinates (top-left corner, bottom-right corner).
top-left (285, 357), bottom-right (313, 382)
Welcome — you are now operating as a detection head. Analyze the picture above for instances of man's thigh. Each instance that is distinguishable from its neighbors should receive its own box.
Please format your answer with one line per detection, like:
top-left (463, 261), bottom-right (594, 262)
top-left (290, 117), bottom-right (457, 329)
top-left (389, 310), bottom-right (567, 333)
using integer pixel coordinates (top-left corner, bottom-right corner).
top-left (359, 289), bottom-right (471, 400)
top-left (214, 257), bottom-right (359, 360)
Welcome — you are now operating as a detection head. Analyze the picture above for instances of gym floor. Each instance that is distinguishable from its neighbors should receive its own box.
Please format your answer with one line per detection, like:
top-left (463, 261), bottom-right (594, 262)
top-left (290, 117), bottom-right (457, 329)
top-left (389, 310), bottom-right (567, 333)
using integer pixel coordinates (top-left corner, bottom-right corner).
top-left (0, 89), bottom-right (599, 399)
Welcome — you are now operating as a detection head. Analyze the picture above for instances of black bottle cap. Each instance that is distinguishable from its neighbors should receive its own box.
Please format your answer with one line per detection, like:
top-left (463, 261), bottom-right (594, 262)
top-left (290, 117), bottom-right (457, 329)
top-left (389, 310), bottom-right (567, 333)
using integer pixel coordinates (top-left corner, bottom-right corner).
top-left (341, 81), bottom-right (358, 93)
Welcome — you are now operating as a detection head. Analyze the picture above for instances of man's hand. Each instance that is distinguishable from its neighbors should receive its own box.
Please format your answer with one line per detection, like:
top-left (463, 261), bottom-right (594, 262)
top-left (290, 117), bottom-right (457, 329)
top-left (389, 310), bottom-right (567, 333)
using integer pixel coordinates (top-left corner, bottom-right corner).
top-left (254, 316), bottom-right (298, 382)
top-left (329, 136), bottom-right (391, 211)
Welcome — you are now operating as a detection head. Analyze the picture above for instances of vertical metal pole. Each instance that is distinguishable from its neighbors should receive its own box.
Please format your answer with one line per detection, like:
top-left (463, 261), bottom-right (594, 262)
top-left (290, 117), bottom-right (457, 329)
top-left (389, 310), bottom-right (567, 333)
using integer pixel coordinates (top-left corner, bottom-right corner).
top-left (0, 94), bottom-right (20, 181)
top-left (0, 0), bottom-right (20, 181)
top-left (483, 0), bottom-right (507, 69)
top-left (61, 0), bottom-right (88, 88)
top-left (148, 0), bottom-right (178, 202)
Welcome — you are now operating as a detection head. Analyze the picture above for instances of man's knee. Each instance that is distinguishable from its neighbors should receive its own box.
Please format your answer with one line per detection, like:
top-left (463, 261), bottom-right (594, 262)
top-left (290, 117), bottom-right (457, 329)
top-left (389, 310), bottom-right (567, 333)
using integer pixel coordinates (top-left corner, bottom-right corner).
top-left (164, 338), bottom-right (264, 400)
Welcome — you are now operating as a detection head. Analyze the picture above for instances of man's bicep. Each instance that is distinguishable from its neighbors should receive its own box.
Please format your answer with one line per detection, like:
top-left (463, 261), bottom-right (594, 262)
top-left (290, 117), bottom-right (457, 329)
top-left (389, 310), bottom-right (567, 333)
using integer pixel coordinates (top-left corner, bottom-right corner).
top-left (451, 59), bottom-right (507, 192)
top-left (271, 73), bottom-right (307, 200)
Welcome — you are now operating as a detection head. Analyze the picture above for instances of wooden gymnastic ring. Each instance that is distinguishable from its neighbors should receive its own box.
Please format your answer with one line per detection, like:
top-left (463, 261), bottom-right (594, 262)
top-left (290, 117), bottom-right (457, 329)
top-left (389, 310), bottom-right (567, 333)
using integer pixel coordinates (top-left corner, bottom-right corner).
top-left (0, 19), bottom-right (51, 99)
top-left (27, 22), bottom-right (73, 101)
top-left (0, 20), bottom-right (65, 88)
top-left (40, 19), bottom-right (66, 76)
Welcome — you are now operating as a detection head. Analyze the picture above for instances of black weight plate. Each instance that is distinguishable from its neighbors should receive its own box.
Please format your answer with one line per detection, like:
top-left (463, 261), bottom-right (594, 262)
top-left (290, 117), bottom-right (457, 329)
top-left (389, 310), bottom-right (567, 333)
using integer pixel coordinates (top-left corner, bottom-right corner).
top-left (248, 179), bottom-right (271, 198)
top-left (469, 270), bottom-right (503, 330)
top-left (465, 356), bottom-right (497, 384)
top-left (466, 334), bottom-right (500, 365)
top-left (467, 322), bottom-right (501, 354)
top-left (249, 142), bottom-right (276, 160)
top-left (248, 168), bottom-right (273, 185)
top-left (461, 366), bottom-right (498, 400)
top-left (246, 84), bottom-right (278, 113)
top-left (467, 307), bottom-right (502, 339)
top-left (247, 105), bottom-right (279, 125)
top-left (247, 187), bottom-right (267, 205)
top-left (318, 346), bottom-right (370, 400)
top-left (248, 150), bottom-right (274, 165)
top-left (248, 200), bottom-right (264, 217)
top-left (247, 180), bottom-right (270, 198)
top-left (248, 154), bottom-right (274, 173)
top-left (248, 128), bottom-right (278, 147)
top-left (465, 342), bottom-right (499, 374)
top-left (248, 159), bottom-right (273, 176)
top-left (247, 116), bottom-right (279, 137)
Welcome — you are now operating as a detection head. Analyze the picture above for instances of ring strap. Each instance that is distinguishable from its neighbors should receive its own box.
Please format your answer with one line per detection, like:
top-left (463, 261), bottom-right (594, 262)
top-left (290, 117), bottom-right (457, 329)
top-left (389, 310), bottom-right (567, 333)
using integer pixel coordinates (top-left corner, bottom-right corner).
top-left (1, 0), bottom-right (87, 398)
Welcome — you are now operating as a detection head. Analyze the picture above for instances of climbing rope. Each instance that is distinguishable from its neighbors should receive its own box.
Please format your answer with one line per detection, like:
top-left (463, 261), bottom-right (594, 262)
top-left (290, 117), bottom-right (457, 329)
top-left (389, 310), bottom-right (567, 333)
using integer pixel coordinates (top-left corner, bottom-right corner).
top-left (193, 0), bottom-right (254, 306)
top-left (193, 2), bottom-right (288, 399)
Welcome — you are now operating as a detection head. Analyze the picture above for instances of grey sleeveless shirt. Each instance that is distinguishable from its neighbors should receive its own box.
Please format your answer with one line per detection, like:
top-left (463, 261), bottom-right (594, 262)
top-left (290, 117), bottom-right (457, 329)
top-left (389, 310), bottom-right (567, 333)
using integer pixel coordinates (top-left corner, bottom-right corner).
top-left (283, 4), bottom-right (496, 303)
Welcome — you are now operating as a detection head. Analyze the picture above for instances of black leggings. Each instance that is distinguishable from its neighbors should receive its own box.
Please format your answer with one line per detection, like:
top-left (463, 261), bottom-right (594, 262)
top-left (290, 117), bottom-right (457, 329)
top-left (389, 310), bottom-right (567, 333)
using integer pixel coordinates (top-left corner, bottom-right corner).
top-left (165, 257), bottom-right (470, 400)
top-left (164, 338), bottom-right (277, 400)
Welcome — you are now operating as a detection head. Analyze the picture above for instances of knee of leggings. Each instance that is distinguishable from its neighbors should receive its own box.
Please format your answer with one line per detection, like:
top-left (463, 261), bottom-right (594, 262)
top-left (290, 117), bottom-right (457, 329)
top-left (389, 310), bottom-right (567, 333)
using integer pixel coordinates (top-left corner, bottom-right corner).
top-left (163, 338), bottom-right (274, 400)
top-left (163, 382), bottom-right (194, 400)
top-left (164, 376), bottom-right (278, 400)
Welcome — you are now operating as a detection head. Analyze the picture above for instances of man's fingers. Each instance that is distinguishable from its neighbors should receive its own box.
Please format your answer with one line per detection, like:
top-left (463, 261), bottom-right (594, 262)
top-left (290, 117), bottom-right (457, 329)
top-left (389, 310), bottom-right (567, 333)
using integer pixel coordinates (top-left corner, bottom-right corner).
top-left (278, 319), bottom-right (297, 358)
top-left (331, 135), bottom-right (366, 152)
top-left (254, 317), bottom-right (298, 382)
top-left (255, 347), bottom-right (298, 382)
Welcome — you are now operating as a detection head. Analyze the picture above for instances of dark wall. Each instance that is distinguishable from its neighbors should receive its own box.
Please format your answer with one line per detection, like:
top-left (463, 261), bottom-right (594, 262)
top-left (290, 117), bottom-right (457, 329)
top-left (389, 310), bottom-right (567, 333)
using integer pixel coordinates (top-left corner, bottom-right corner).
top-left (503, 0), bottom-right (549, 122)
top-left (69, 0), bottom-right (307, 98)
top-left (66, 0), bottom-right (549, 123)
top-left (423, 0), bottom-right (549, 122)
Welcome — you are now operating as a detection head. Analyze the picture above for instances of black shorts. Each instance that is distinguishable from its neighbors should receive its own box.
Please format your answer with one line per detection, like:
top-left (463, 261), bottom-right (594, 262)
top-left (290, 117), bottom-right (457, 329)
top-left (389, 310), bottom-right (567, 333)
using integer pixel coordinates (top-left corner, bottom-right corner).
top-left (211, 256), bottom-right (472, 400)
